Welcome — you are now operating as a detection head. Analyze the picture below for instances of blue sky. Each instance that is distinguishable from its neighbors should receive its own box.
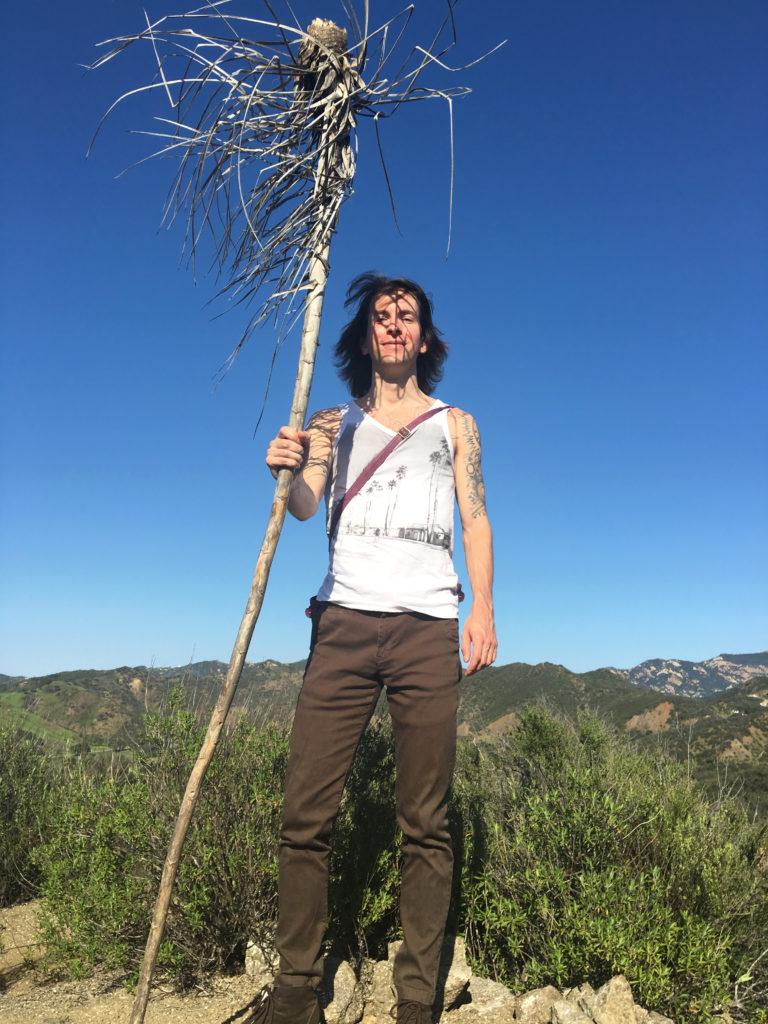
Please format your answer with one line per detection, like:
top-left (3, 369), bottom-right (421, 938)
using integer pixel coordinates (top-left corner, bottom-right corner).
top-left (1, 0), bottom-right (766, 679)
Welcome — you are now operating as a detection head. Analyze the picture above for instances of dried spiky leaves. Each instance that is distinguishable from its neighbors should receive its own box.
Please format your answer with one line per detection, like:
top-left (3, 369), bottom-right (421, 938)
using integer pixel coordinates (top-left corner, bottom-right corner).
top-left (90, 1), bottom-right (500, 366)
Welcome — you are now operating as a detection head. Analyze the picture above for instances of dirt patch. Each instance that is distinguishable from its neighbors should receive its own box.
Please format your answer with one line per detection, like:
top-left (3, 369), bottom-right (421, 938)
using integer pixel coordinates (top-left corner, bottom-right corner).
top-left (129, 677), bottom-right (145, 699)
top-left (719, 737), bottom-right (752, 762)
top-left (625, 702), bottom-right (675, 734)
top-left (485, 712), bottom-right (518, 735)
top-left (719, 726), bottom-right (768, 762)
top-left (0, 901), bottom-right (261, 1024)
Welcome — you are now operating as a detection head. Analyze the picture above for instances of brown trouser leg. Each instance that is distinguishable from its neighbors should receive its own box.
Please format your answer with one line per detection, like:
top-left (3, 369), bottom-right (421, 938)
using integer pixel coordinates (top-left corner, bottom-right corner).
top-left (276, 603), bottom-right (460, 1004)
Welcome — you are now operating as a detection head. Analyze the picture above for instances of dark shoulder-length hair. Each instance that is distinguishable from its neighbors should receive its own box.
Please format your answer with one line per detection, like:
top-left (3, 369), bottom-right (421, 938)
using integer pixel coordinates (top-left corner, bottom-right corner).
top-left (333, 272), bottom-right (448, 397)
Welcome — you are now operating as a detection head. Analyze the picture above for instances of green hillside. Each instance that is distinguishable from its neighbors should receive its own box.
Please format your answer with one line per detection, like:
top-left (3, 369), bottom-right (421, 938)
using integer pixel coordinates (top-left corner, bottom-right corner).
top-left (456, 661), bottom-right (700, 730)
top-left (3, 659), bottom-right (767, 812)
top-left (0, 661), bottom-right (306, 750)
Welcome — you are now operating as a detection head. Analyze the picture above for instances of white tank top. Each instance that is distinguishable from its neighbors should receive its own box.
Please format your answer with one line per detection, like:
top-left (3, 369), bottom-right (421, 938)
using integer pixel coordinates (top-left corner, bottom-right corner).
top-left (316, 400), bottom-right (460, 617)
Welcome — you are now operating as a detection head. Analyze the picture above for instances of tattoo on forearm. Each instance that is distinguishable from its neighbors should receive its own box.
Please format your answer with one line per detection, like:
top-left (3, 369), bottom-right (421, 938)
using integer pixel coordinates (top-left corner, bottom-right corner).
top-left (461, 415), bottom-right (487, 519)
top-left (305, 453), bottom-right (332, 471)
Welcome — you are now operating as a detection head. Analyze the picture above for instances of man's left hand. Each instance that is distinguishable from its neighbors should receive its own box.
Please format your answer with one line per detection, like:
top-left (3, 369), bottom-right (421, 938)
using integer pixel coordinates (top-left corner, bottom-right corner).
top-left (461, 606), bottom-right (497, 676)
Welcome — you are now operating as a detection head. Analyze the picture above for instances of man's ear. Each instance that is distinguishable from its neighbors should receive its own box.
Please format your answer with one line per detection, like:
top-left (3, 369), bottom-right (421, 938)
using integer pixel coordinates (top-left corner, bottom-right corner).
top-left (360, 334), bottom-right (371, 357)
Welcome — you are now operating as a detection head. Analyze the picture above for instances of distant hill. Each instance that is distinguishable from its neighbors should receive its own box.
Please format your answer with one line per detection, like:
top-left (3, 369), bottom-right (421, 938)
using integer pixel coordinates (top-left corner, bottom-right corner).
top-left (0, 660), bottom-right (306, 749)
top-left (458, 661), bottom-right (768, 814)
top-left (2, 653), bottom-right (767, 812)
top-left (611, 651), bottom-right (768, 698)
top-left (463, 661), bottom-right (768, 756)
top-left (3, 653), bottom-right (767, 744)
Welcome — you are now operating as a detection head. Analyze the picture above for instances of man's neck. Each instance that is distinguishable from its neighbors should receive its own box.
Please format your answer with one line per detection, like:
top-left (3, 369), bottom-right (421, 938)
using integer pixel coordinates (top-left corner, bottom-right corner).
top-left (358, 372), bottom-right (432, 414)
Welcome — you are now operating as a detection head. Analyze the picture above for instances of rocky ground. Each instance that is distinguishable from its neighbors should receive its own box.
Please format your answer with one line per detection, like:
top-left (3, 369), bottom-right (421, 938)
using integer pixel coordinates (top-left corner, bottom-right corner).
top-left (0, 901), bottom-right (260, 1024)
top-left (0, 900), bottom-right (687, 1024)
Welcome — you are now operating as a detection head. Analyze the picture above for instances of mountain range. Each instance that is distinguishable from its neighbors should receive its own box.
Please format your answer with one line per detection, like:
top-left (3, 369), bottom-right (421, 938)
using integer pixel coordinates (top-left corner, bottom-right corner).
top-left (612, 651), bottom-right (768, 698)
top-left (2, 651), bottom-right (767, 811)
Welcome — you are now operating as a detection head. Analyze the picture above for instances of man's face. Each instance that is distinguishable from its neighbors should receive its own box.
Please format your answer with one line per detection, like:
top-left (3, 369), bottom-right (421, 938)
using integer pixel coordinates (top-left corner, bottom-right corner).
top-left (361, 290), bottom-right (427, 369)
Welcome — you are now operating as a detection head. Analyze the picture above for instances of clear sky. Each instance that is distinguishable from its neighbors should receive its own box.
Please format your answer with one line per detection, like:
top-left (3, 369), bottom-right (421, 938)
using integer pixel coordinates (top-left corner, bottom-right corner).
top-left (1, 0), bottom-right (766, 679)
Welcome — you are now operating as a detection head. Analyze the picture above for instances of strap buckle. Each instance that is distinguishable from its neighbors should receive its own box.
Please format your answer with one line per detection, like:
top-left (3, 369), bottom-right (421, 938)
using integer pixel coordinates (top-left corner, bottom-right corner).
top-left (398, 425), bottom-right (411, 439)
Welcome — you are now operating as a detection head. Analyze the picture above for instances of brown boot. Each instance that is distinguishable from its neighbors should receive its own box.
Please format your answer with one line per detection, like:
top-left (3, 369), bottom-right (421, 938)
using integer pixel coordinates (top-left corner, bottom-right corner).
top-left (245, 984), bottom-right (320, 1024)
top-left (396, 1000), bottom-right (434, 1024)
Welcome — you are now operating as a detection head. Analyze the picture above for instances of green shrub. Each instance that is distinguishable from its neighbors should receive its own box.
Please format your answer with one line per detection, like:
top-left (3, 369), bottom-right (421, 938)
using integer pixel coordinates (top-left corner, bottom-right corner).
top-left (452, 707), bottom-right (768, 1023)
top-left (34, 690), bottom-right (289, 985)
top-left (29, 696), bottom-right (768, 1020)
top-left (0, 727), bottom-right (59, 906)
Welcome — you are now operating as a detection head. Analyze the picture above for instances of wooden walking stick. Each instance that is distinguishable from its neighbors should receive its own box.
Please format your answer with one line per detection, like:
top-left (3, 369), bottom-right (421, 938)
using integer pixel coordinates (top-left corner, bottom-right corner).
top-left (90, 5), bottom-right (502, 1022)
top-left (129, 249), bottom-right (330, 1024)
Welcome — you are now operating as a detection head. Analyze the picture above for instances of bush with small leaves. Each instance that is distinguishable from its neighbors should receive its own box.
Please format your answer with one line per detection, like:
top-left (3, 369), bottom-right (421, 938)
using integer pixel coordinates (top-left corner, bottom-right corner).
top-left (0, 727), bottom-right (60, 906)
top-left (28, 696), bottom-right (768, 1020)
top-left (452, 707), bottom-right (768, 1023)
top-left (34, 689), bottom-right (288, 985)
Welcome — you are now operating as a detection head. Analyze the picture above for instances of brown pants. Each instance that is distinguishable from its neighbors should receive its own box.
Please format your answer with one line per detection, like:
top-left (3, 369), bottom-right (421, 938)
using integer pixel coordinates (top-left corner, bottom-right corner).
top-left (276, 602), bottom-right (461, 1004)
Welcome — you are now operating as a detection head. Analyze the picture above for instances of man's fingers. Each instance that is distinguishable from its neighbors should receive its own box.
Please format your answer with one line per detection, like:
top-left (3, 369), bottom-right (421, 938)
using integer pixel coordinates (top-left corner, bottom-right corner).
top-left (277, 425), bottom-right (299, 440)
top-left (276, 426), bottom-right (310, 446)
top-left (266, 426), bottom-right (310, 473)
top-left (266, 446), bottom-right (301, 468)
top-left (462, 623), bottom-right (497, 676)
top-left (463, 632), bottom-right (482, 675)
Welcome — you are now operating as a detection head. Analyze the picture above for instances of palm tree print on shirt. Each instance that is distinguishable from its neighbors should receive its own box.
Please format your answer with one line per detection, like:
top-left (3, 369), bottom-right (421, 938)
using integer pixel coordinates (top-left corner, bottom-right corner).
top-left (385, 465), bottom-right (407, 535)
top-left (363, 479), bottom-right (383, 534)
top-left (342, 439), bottom-right (452, 549)
top-left (427, 438), bottom-right (452, 539)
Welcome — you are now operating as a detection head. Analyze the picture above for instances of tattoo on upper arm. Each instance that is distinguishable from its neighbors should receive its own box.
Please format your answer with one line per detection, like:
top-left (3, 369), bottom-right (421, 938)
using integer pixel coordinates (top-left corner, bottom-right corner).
top-left (461, 414), bottom-right (487, 519)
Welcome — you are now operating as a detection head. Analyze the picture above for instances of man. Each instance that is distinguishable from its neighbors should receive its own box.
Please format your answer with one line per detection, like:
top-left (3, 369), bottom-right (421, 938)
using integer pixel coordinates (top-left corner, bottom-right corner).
top-left (256, 273), bottom-right (496, 1024)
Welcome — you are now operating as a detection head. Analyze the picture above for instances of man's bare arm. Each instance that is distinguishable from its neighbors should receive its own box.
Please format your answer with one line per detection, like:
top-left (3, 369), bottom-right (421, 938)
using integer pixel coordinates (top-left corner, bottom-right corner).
top-left (265, 407), bottom-right (341, 520)
top-left (450, 409), bottom-right (497, 675)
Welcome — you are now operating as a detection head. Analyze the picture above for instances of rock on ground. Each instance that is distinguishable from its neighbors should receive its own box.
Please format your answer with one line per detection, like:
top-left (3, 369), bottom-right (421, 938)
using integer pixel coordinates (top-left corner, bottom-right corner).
top-left (2, 906), bottom-right (685, 1024)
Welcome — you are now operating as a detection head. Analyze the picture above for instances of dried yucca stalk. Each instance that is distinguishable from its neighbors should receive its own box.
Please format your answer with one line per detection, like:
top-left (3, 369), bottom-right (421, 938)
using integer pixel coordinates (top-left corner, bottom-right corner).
top-left (90, 4), bottom-right (500, 1021)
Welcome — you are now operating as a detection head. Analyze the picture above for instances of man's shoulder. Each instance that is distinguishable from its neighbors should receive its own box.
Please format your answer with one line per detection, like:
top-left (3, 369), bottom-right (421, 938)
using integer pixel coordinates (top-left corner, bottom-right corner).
top-left (446, 408), bottom-right (484, 457)
top-left (446, 406), bottom-right (476, 428)
top-left (306, 406), bottom-right (345, 431)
